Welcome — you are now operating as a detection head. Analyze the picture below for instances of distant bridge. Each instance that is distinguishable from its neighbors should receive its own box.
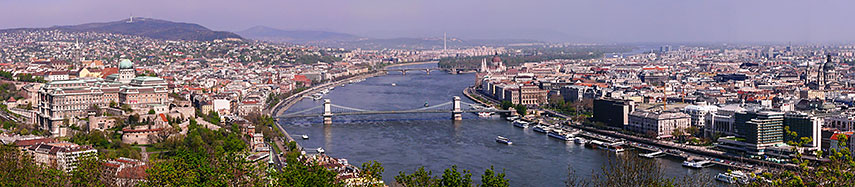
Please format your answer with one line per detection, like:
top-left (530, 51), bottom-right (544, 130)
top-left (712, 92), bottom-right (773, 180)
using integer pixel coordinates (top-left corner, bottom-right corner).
top-left (275, 96), bottom-right (515, 124)
top-left (381, 68), bottom-right (479, 75)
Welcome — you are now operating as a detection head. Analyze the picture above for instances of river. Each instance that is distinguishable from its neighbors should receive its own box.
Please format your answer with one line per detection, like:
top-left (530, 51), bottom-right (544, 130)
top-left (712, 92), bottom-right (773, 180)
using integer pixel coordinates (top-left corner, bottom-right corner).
top-left (278, 63), bottom-right (727, 186)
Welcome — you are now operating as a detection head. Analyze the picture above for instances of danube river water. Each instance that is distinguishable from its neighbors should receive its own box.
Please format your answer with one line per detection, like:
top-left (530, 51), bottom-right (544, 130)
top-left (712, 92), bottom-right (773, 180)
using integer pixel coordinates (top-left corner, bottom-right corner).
top-left (278, 63), bottom-right (726, 186)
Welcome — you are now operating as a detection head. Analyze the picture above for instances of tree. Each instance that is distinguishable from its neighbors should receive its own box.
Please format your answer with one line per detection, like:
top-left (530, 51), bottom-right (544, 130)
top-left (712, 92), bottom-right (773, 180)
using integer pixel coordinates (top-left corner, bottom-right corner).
top-left (670, 127), bottom-right (684, 141)
top-left (70, 156), bottom-right (111, 186)
top-left (121, 104), bottom-right (133, 113)
top-left (360, 160), bottom-right (385, 186)
top-left (395, 166), bottom-right (438, 187)
top-left (500, 101), bottom-right (513, 110)
top-left (566, 154), bottom-right (711, 187)
top-left (0, 145), bottom-right (69, 186)
top-left (685, 126), bottom-right (700, 138)
top-left (271, 152), bottom-right (342, 187)
top-left (480, 166), bottom-right (509, 187)
top-left (440, 165), bottom-right (472, 187)
top-left (514, 104), bottom-right (527, 116)
top-left (148, 109), bottom-right (156, 114)
top-left (109, 100), bottom-right (117, 108)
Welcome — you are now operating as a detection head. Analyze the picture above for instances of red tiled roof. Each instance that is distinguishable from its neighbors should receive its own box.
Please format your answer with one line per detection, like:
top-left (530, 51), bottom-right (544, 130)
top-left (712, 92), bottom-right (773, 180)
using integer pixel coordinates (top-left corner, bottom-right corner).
top-left (14, 138), bottom-right (55, 147)
top-left (101, 68), bottom-right (119, 78)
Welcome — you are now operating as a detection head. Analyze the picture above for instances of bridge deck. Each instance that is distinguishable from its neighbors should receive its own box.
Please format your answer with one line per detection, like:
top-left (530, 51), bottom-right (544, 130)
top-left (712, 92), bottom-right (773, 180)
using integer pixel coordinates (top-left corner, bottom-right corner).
top-left (277, 109), bottom-right (512, 118)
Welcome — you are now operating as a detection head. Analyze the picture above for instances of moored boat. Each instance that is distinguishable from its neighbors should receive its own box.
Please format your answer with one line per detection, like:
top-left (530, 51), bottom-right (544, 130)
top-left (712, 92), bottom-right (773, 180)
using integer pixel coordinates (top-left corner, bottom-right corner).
top-left (512, 120), bottom-right (530, 128)
top-left (548, 129), bottom-right (572, 141)
top-left (532, 125), bottom-right (549, 133)
top-left (574, 137), bottom-right (587, 144)
top-left (505, 116), bottom-right (519, 121)
top-left (317, 147), bottom-right (325, 154)
top-left (301, 135), bottom-right (309, 139)
top-left (714, 171), bottom-right (749, 184)
top-left (682, 160), bottom-right (713, 168)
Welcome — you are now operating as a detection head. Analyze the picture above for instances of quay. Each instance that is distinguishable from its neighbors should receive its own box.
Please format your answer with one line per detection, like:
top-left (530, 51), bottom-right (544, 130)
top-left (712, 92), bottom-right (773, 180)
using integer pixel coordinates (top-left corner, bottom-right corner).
top-left (466, 85), bottom-right (775, 172)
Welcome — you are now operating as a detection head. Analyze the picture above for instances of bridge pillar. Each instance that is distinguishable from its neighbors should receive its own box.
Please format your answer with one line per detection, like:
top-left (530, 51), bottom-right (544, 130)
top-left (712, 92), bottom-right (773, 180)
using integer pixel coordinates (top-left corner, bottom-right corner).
top-left (452, 96), bottom-right (462, 121)
top-left (400, 70), bottom-right (406, 75)
top-left (323, 99), bottom-right (332, 125)
top-left (425, 69), bottom-right (431, 75)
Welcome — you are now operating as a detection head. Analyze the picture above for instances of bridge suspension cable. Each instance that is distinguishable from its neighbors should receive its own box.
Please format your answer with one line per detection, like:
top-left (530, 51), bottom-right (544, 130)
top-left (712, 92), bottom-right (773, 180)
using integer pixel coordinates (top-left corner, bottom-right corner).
top-left (401, 101), bottom-right (453, 112)
top-left (329, 104), bottom-right (374, 112)
top-left (287, 106), bottom-right (323, 115)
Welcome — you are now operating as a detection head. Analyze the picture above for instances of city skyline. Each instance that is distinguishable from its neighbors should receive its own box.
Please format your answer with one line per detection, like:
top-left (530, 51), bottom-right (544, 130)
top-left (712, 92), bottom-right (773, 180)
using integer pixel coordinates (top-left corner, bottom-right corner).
top-left (2, 0), bottom-right (855, 43)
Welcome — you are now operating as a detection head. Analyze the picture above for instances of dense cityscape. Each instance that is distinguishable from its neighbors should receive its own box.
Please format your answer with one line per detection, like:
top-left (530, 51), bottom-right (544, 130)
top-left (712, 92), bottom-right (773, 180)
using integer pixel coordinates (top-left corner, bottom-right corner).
top-left (3, 1), bottom-right (855, 187)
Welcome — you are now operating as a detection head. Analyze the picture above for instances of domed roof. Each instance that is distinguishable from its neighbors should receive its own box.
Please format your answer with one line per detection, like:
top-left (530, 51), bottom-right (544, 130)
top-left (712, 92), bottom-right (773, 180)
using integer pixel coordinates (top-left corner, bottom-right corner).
top-left (491, 55), bottom-right (502, 63)
top-left (118, 59), bottom-right (134, 69)
top-left (823, 55), bottom-right (835, 71)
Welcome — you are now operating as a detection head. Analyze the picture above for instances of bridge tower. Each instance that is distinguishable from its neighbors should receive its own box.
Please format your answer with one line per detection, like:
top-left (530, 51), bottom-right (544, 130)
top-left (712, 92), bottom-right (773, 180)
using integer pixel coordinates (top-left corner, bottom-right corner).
top-left (452, 96), bottom-right (462, 121)
top-left (323, 99), bottom-right (332, 125)
top-left (400, 69), bottom-right (406, 75)
top-left (425, 69), bottom-right (431, 75)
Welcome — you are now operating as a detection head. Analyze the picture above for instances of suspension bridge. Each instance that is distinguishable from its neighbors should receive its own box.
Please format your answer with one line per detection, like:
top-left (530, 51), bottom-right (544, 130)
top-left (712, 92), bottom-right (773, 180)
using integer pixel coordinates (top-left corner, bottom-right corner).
top-left (275, 96), bottom-right (516, 124)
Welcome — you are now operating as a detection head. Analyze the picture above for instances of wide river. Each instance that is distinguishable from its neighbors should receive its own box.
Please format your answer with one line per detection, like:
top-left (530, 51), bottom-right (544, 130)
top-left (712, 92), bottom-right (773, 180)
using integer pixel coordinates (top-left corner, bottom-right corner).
top-left (279, 63), bottom-right (726, 186)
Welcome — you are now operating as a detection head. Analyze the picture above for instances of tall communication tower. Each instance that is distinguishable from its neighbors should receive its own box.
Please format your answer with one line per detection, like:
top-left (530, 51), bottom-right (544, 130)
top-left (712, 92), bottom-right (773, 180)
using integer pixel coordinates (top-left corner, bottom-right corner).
top-left (443, 32), bottom-right (447, 52)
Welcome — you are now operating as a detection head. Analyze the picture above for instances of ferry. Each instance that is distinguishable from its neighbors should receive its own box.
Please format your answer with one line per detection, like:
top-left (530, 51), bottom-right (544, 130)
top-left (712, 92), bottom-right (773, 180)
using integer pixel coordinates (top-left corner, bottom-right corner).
top-left (391, 83), bottom-right (397, 86)
top-left (478, 112), bottom-right (494, 117)
top-left (320, 89), bottom-right (330, 95)
top-left (682, 160), bottom-right (713, 168)
top-left (587, 140), bottom-right (605, 149)
top-left (495, 136), bottom-right (512, 145)
top-left (548, 129), bottom-right (572, 141)
top-left (301, 135), bottom-right (309, 139)
top-left (714, 171), bottom-right (749, 184)
top-left (505, 116), bottom-right (519, 121)
top-left (311, 93), bottom-right (323, 100)
top-left (639, 151), bottom-right (665, 158)
top-left (424, 101), bottom-right (429, 107)
top-left (574, 137), bottom-right (588, 144)
top-left (532, 125), bottom-right (549, 133)
top-left (604, 143), bottom-right (625, 153)
top-left (512, 120), bottom-right (530, 128)
top-left (316, 147), bottom-right (325, 154)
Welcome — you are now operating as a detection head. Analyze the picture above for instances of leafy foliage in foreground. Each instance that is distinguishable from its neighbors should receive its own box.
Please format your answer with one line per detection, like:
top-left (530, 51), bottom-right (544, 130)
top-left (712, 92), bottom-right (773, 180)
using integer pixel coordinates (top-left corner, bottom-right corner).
top-left (394, 165), bottom-right (508, 187)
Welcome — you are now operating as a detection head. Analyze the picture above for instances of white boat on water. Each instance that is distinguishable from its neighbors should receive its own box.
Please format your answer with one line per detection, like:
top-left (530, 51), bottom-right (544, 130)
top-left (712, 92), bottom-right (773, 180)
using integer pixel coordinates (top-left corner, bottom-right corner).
top-left (532, 125), bottom-right (549, 133)
top-left (512, 120), bottom-right (530, 128)
top-left (574, 137), bottom-right (587, 144)
top-left (682, 160), bottom-right (713, 168)
top-left (495, 136), bottom-right (512, 145)
top-left (311, 93), bottom-right (323, 100)
top-left (715, 171), bottom-right (749, 184)
top-left (548, 129), bottom-right (572, 141)
top-left (301, 135), bottom-right (309, 139)
top-left (317, 147), bottom-right (325, 154)
top-left (478, 112), bottom-right (494, 117)
top-left (391, 83), bottom-right (397, 86)
top-left (505, 116), bottom-right (519, 121)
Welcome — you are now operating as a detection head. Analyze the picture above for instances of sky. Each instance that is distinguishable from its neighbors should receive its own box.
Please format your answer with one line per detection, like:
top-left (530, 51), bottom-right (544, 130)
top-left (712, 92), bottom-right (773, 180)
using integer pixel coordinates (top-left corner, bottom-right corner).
top-left (1, 0), bottom-right (854, 43)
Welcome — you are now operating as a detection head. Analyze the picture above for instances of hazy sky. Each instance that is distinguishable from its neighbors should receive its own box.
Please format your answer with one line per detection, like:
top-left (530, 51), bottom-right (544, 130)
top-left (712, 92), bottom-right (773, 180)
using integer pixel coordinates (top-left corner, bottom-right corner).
top-left (1, 0), bottom-right (854, 43)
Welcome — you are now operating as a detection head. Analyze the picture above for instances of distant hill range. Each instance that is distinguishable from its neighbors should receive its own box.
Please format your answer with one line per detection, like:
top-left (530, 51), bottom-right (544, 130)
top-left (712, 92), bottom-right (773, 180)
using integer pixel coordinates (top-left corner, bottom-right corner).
top-left (238, 26), bottom-right (361, 43)
top-left (315, 37), bottom-right (544, 50)
top-left (238, 26), bottom-right (544, 49)
top-left (1, 17), bottom-right (242, 41)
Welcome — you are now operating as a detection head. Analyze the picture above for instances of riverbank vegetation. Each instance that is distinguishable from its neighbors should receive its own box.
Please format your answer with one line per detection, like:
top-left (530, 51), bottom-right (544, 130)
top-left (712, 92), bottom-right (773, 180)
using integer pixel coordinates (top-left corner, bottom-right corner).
top-left (394, 165), bottom-right (509, 187)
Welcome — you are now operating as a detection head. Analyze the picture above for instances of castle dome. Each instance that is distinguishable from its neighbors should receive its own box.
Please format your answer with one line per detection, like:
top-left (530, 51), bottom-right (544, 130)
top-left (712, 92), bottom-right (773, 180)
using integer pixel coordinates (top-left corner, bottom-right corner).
top-left (118, 59), bottom-right (134, 69)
